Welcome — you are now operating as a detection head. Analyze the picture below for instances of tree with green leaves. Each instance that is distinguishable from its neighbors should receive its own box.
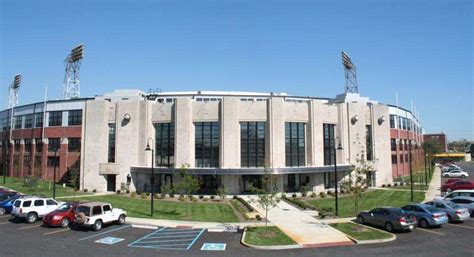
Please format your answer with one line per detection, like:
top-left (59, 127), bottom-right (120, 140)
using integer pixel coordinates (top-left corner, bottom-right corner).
top-left (174, 164), bottom-right (200, 218)
top-left (216, 186), bottom-right (228, 201)
top-left (251, 167), bottom-right (279, 230)
top-left (69, 169), bottom-right (80, 200)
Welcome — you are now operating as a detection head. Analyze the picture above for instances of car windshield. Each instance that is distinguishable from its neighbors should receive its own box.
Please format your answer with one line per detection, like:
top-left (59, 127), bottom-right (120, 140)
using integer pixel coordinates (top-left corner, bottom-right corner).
top-left (56, 203), bottom-right (72, 211)
top-left (424, 206), bottom-right (438, 212)
top-left (445, 202), bottom-right (459, 208)
top-left (76, 206), bottom-right (90, 216)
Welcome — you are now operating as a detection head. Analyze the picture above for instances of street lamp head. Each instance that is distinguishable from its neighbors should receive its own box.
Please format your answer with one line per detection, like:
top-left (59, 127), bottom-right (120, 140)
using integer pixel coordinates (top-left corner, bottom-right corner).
top-left (337, 143), bottom-right (343, 150)
top-left (145, 142), bottom-right (151, 151)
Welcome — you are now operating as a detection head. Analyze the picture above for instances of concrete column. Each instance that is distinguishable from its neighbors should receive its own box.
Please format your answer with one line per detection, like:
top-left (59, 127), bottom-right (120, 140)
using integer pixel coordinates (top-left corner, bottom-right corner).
top-left (174, 98), bottom-right (194, 168)
top-left (220, 97), bottom-right (240, 168)
top-left (267, 97), bottom-right (285, 168)
top-left (8, 141), bottom-right (13, 177)
top-left (18, 140), bottom-right (25, 178)
top-left (40, 139), bottom-right (48, 180)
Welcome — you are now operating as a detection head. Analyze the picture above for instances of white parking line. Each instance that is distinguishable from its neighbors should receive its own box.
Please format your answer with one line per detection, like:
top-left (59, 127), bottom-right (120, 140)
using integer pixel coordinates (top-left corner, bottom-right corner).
top-left (0, 221), bottom-right (10, 225)
top-left (43, 228), bottom-right (71, 235)
top-left (417, 228), bottom-right (445, 236)
top-left (445, 223), bottom-right (474, 230)
top-left (17, 224), bottom-right (42, 230)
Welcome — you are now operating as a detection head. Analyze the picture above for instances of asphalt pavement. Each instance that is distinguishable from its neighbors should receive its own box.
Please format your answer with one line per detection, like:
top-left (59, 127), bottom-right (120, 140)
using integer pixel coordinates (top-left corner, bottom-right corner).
top-left (0, 214), bottom-right (473, 257)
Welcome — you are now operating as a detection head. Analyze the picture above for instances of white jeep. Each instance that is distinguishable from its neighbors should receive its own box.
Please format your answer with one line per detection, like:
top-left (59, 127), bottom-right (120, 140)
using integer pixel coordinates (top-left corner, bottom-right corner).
top-left (11, 197), bottom-right (63, 223)
top-left (74, 202), bottom-right (126, 231)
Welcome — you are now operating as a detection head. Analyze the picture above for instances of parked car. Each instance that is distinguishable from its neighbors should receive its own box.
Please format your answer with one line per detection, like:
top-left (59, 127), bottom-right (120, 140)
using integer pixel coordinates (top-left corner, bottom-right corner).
top-left (73, 202), bottom-right (126, 231)
top-left (424, 200), bottom-right (470, 222)
top-left (0, 195), bottom-right (25, 216)
top-left (441, 165), bottom-right (460, 172)
top-left (438, 190), bottom-right (474, 200)
top-left (441, 180), bottom-right (474, 192)
top-left (449, 197), bottom-right (474, 217)
top-left (0, 189), bottom-right (18, 202)
top-left (401, 204), bottom-right (449, 228)
top-left (356, 207), bottom-right (417, 232)
top-left (43, 202), bottom-right (79, 228)
top-left (11, 197), bottom-right (62, 223)
top-left (442, 169), bottom-right (469, 178)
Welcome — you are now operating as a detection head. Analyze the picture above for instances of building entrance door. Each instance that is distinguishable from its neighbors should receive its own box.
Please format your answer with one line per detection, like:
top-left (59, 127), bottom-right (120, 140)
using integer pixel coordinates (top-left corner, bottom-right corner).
top-left (287, 174), bottom-right (296, 192)
top-left (107, 175), bottom-right (116, 192)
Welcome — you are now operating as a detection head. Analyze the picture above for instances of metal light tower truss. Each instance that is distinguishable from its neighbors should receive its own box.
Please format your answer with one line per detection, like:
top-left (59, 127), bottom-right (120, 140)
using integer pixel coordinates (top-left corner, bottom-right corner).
top-left (8, 74), bottom-right (21, 108)
top-left (62, 44), bottom-right (84, 100)
top-left (341, 51), bottom-right (359, 93)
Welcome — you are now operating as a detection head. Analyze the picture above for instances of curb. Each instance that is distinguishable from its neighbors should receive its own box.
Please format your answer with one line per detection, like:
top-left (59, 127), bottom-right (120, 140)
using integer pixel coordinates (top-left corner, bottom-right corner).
top-left (332, 222), bottom-right (396, 245)
top-left (240, 228), bottom-right (301, 250)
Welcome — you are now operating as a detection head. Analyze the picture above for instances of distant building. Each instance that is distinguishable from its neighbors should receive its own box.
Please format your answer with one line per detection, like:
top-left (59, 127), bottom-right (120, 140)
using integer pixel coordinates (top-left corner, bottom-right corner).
top-left (423, 133), bottom-right (448, 152)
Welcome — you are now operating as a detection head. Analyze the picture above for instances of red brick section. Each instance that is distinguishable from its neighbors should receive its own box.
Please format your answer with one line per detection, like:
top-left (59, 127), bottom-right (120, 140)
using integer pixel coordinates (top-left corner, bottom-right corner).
top-left (0, 126), bottom-right (81, 182)
top-left (390, 128), bottom-right (425, 178)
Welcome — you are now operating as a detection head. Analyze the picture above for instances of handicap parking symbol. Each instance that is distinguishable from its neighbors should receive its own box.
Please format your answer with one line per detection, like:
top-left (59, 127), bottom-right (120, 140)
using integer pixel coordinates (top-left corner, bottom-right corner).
top-left (201, 243), bottom-right (226, 251)
top-left (95, 237), bottom-right (125, 245)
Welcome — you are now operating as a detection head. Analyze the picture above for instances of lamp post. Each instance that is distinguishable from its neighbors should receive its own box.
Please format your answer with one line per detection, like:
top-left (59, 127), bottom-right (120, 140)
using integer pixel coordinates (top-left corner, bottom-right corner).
top-left (53, 148), bottom-right (58, 199)
top-left (333, 138), bottom-right (343, 217)
top-left (145, 138), bottom-right (154, 217)
top-left (409, 141), bottom-right (414, 202)
top-left (2, 143), bottom-right (7, 184)
top-left (424, 151), bottom-right (428, 187)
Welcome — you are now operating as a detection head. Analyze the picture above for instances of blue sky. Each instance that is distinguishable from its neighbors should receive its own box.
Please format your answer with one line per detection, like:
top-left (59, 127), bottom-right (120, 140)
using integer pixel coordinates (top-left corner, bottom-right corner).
top-left (1, 0), bottom-right (472, 140)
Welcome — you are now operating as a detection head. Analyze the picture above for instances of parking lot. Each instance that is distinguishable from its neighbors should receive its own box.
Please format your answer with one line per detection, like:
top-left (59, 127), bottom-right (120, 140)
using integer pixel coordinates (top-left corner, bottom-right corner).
top-left (0, 213), bottom-right (473, 257)
top-left (441, 162), bottom-right (474, 185)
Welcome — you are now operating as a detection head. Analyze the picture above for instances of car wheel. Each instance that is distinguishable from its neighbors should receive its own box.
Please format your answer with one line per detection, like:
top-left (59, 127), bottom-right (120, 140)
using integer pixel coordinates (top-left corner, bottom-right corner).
top-left (60, 218), bottom-right (69, 228)
top-left (356, 215), bottom-right (364, 224)
top-left (117, 214), bottom-right (126, 225)
top-left (461, 175), bottom-right (466, 178)
top-left (444, 174), bottom-right (449, 178)
top-left (0, 207), bottom-right (5, 216)
top-left (385, 222), bottom-right (394, 232)
top-left (26, 213), bottom-right (37, 224)
top-left (93, 220), bottom-right (103, 231)
top-left (447, 215), bottom-right (453, 223)
top-left (419, 219), bottom-right (429, 228)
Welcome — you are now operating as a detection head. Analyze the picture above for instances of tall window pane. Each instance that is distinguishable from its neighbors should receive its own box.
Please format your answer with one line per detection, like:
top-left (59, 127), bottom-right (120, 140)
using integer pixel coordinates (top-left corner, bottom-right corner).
top-left (323, 124), bottom-right (335, 165)
top-left (285, 122), bottom-right (305, 167)
top-left (108, 124), bottom-right (116, 163)
top-left (35, 113), bottom-right (43, 128)
top-left (366, 125), bottom-right (373, 161)
top-left (195, 122), bottom-right (220, 167)
top-left (68, 110), bottom-right (82, 126)
top-left (49, 111), bottom-right (62, 127)
top-left (241, 122), bottom-right (266, 167)
top-left (154, 123), bottom-right (175, 167)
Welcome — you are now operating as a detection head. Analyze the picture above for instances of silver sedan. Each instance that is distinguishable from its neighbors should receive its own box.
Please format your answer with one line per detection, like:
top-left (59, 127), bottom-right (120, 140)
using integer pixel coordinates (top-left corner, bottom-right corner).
top-left (424, 200), bottom-right (470, 222)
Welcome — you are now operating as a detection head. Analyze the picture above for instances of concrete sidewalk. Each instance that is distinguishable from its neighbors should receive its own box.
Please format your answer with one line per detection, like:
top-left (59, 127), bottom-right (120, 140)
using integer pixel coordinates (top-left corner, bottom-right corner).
top-left (424, 166), bottom-right (441, 202)
top-left (242, 195), bottom-right (353, 247)
top-left (126, 216), bottom-right (265, 230)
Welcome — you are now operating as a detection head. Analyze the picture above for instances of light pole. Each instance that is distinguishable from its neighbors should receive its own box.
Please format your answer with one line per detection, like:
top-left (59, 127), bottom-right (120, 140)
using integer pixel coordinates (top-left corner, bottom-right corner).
top-left (424, 151), bottom-right (428, 187)
top-left (145, 138), bottom-right (154, 217)
top-left (2, 143), bottom-right (7, 184)
top-left (409, 141), bottom-right (414, 202)
top-left (53, 148), bottom-right (58, 199)
top-left (333, 138), bottom-right (343, 217)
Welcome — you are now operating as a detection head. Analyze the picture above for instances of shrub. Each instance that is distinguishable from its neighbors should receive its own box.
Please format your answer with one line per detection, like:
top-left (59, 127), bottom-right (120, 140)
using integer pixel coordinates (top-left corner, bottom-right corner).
top-left (387, 184), bottom-right (392, 187)
top-left (180, 197), bottom-right (185, 202)
top-left (83, 189), bottom-right (88, 193)
top-left (203, 198), bottom-right (209, 202)
top-left (146, 192), bottom-right (150, 196)
top-left (292, 193), bottom-right (297, 198)
top-left (199, 195), bottom-right (204, 199)
top-left (131, 192), bottom-right (137, 198)
top-left (281, 195), bottom-right (316, 210)
top-left (192, 198), bottom-right (197, 203)
top-left (116, 190), bottom-right (121, 194)
top-left (256, 215), bottom-right (262, 220)
top-left (319, 192), bottom-right (326, 198)
top-left (233, 195), bottom-right (238, 199)
top-left (393, 182), bottom-right (398, 187)
top-left (126, 190), bottom-right (130, 194)
top-left (310, 192), bottom-right (317, 198)
top-left (300, 185), bottom-right (308, 197)
top-left (399, 182), bottom-right (405, 186)
top-left (235, 197), bottom-right (254, 212)
top-left (169, 193), bottom-right (175, 198)
top-left (141, 192), bottom-right (147, 199)
top-left (92, 189), bottom-right (97, 193)
top-left (154, 193), bottom-right (160, 199)
top-left (210, 195), bottom-right (215, 200)
top-left (381, 184), bottom-right (386, 188)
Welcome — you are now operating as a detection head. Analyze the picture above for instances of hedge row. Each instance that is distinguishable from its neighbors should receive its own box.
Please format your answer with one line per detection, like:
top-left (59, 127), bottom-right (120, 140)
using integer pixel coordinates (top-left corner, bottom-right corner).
top-left (281, 195), bottom-right (316, 210)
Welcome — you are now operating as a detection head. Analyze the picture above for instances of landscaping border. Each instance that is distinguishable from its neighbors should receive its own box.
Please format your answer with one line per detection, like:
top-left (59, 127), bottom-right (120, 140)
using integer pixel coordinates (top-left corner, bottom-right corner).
top-left (240, 227), bottom-right (301, 250)
top-left (332, 221), bottom-right (396, 245)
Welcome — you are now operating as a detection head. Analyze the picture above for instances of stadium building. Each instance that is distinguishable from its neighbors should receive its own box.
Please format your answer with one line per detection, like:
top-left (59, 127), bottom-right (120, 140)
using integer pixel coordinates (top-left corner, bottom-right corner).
top-left (0, 89), bottom-right (424, 194)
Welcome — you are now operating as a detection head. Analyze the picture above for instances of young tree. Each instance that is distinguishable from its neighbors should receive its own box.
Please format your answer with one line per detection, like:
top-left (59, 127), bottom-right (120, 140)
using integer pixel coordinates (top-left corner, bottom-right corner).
top-left (251, 167), bottom-right (279, 230)
top-left (174, 164), bottom-right (200, 218)
top-left (69, 169), bottom-right (80, 200)
top-left (216, 186), bottom-right (228, 201)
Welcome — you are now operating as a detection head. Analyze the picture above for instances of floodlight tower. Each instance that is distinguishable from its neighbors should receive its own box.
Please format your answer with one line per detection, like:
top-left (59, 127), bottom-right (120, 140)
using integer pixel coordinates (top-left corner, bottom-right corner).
top-left (341, 51), bottom-right (359, 93)
top-left (8, 74), bottom-right (22, 108)
top-left (62, 44), bottom-right (84, 100)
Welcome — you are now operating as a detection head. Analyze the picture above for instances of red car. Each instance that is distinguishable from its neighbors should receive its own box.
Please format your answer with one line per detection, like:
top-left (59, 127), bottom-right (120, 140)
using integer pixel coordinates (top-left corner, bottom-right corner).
top-left (441, 180), bottom-right (474, 192)
top-left (43, 202), bottom-right (79, 228)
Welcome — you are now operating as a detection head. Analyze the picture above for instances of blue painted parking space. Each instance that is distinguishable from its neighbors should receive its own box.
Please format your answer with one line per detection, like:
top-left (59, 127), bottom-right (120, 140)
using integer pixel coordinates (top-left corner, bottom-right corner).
top-left (128, 227), bottom-right (206, 250)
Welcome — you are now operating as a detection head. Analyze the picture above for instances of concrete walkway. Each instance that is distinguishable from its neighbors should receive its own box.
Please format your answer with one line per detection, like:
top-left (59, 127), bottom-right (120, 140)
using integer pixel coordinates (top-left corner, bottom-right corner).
top-left (126, 216), bottom-right (265, 230)
top-left (242, 195), bottom-right (353, 247)
top-left (424, 166), bottom-right (441, 202)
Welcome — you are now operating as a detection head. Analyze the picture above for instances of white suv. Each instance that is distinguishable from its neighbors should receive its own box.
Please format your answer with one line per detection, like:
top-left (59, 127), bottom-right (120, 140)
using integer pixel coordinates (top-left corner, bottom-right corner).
top-left (74, 202), bottom-right (126, 231)
top-left (11, 197), bottom-right (62, 223)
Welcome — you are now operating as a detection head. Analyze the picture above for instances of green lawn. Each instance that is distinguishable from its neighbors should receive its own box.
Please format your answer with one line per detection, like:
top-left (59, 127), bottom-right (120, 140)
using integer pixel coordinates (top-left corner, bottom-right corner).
top-left (65, 195), bottom-right (239, 223)
top-left (330, 222), bottom-right (393, 241)
top-left (306, 189), bottom-right (425, 218)
top-left (244, 226), bottom-right (296, 246)
top-left (394, 184), bottom-right (428, 191)
top-left (1, 176), bottom-right (85, 198)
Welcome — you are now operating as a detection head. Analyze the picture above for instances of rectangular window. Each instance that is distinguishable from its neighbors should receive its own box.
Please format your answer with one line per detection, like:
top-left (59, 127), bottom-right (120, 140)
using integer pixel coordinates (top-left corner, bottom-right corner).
top-left (241, 122), bottom-right (266, 167)
top-left (285, 122), bottom-right (306, 167)
top-left (14, 140), bottom-right (20, 152)
top-left (48, 138), bottom-right (60, 152)
top-left (399, 140), bottom-right (403, 151)
top-left (404, 139), bottom-right (408, 151)
top-left (391, 154), bottom-right (397, 164)
top-left (68, 138), bottom-right (81, 152)
top-left (48, 111), bottom-right (62, 127)
top-left (154, 123), bottom-right (175, 167)
top-left (389, 115), bottom-right (396, 129)
top-left (34, 156), bottom-right (41, 167)
top-left (391, 139), bottom-right (396, 151)
top-left (400, 154), bottom-right (404, 163)
top-left (24, 139), bottom-right (32, 153)
top-left (195, 122), bottom-right (219, 168)
top-left (366, 125), bottom-right (373, 161)
top-left (323, 172), bottom-right (332, 189)
top-left (402, 118), bottom-right (407, 130)
top-left (108, 124), bottom-right (116, 163)
top-left (35, 139), bottom-right (43, 152)
top-left (47, 156), bottom-right (59, 167)
top-left (323, 124), bottom-right (335, 165)
top-left (14, 116), bottom-right (22, 129)
top-left (35, 113), bottom-right (43, 128)
top-left (405, 154), bottom-right (409, 162)
top-left (24, 114), bottom-right (33, 128)
top-left (68, 110), bottom-right (82, 126)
